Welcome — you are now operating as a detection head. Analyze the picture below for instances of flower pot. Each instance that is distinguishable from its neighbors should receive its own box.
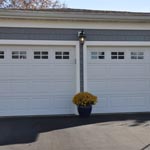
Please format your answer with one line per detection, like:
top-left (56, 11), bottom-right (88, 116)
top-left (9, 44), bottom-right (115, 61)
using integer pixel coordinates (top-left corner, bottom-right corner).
top-left (77, 105), bottom-right (92, 117)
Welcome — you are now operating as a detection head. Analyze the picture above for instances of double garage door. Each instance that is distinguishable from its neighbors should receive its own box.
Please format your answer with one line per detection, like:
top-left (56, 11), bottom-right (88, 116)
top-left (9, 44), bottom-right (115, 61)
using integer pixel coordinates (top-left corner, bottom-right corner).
top-left (0, 45), bottom-right (76, 116)
top-left (0, 45), bottom-right (150, 116)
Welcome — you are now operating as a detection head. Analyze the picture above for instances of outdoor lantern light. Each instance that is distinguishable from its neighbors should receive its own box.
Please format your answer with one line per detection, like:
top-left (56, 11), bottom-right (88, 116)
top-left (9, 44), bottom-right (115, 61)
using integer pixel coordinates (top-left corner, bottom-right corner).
top-left (78, 30), bottom-right (86, 44)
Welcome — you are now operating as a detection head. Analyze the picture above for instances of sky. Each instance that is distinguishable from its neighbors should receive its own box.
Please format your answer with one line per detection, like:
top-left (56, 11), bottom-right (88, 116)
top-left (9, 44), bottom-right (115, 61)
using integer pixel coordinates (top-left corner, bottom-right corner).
top-left (62, 0), bottom-right (150, 12)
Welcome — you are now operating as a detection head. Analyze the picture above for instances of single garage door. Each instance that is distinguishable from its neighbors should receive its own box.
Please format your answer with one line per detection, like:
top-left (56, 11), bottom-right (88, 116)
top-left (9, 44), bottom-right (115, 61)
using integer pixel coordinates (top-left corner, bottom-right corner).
top-left (87, 46), bottom-right (150, 113)
top-left (0, 45), bottom-right (76, 116)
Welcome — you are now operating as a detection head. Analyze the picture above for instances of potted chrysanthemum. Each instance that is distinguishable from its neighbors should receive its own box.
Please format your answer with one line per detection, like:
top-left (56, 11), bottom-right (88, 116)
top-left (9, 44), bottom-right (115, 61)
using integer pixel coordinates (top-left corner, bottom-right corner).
top-left (72, 92), bottom-right (97, 117)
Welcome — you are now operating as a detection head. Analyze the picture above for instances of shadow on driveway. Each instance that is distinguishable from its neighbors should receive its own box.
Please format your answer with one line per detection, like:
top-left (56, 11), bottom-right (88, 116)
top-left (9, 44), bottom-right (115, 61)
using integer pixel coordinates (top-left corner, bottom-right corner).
top-left (0, 113), bottom-right (149, 146)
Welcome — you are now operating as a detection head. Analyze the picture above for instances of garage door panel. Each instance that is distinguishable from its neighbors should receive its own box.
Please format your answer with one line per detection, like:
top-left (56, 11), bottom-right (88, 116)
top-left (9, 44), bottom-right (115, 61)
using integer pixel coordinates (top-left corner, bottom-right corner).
top-left (10, 80), bottom-right (31, 93)
top-left (0, 81), bottom-right (10, 93)
top-left (53, 65), bottom-right (75, 80)
top-left (88, 81), bottom-right (108, 93)
top-left (0, 98), bottom-right (11, 110)
top-left (94, 97), bottom-right (108, 108)
top-left (29, 98), bottom-right (51, 110)
top-left (108, 65), bottom-right (148, 78)
top-left (31, 65), bottom-right (75, 80)
top-left (88, 65), bottom-right (108, 79)
top-left (92, 96), bottom-right (149, 113)
top-left (31, 80), bottom-right (53, 93)
top-left (0, 45), bottom-right (76, 116)
top-left (10, 65), bottom-right (30, 76)
top-left (52, 96), bottom-right (74, 109)
top-left (88, 64), bottom-right (149, 79)
top-left (31, 81), bottom-right (75, 94)
top-left (92, 96), bottom-right (109, 113)
top-left (53, 81), bottom-right (75, 94)
top-left (9, 98), bottom-right (30, 110)
top-left (108, 79), bottom-right (149, 92)
top-left (87, 46), bottom-right (150, 113)
top-left (0, 65), bottom-right (10, 78)
top-left (0, 97), bottom-right (30, 111)
top-left (88, 80), bottom-right (150, 93)
top-left (109, 96), bottom-right (147, 107)
top-left (31, 65), bottom-right (53, 78)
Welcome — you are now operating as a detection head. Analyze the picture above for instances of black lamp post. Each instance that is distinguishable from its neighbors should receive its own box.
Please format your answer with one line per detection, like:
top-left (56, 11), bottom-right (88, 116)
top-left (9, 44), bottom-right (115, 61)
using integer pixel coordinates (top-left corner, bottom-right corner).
top-left (78, 30), bottom-right (86, 92)
top-left (78, 30), bottom-right (86, 45)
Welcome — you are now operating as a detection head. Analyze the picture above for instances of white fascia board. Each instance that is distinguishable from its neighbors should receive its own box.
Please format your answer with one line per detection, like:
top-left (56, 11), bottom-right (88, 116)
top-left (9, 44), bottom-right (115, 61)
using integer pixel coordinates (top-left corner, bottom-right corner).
top-left (2, 19), bottom-right (150, 30)
top-left (0, 40), bottom-right (77, 46)
top-left (83, 42), bottom-right (88, 92)
top-left (1, 9), bottom-right (150, 23)
top-left (75, 43), bottom-right (80, 93)
top-left (86, 41), bottom-right (150, 46)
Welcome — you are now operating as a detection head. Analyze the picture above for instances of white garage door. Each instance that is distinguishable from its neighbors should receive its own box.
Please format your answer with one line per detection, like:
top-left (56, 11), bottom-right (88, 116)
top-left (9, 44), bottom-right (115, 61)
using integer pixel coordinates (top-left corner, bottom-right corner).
top-left (0, 45), bottom-right (76, 116)
top-left (87, 46), bottom-right (150, 113)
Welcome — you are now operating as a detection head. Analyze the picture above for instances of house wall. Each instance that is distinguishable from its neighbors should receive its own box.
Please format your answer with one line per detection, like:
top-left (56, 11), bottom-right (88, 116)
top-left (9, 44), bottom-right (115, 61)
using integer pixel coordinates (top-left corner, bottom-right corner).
top-left (1, 27), bottom-right (150, 41)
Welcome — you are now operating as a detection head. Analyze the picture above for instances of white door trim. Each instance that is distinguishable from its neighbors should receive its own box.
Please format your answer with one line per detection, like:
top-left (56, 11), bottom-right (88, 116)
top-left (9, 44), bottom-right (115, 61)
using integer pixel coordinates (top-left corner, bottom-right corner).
top-left (76, 43), bottom-right (80, 93)
top-left (83, 42), bottom-right (88, 91)
top-left (0, 40), bottom-right (78, 46)
top-left (85, 41), bottom-right (150, 46)
top-left (84, 41), bottom-right (150, 92)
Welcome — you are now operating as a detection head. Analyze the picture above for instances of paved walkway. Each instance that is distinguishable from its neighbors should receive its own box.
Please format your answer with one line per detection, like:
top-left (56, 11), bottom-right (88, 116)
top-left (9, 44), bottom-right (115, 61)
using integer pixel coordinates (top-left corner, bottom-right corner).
top-left (0, 114), bottom-right (150, 150)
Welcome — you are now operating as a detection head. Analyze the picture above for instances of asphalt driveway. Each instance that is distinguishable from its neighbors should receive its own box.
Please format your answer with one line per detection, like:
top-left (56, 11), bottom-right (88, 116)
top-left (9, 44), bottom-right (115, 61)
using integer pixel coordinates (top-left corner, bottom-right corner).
top-left (0, 113), bottom-right (150, 150)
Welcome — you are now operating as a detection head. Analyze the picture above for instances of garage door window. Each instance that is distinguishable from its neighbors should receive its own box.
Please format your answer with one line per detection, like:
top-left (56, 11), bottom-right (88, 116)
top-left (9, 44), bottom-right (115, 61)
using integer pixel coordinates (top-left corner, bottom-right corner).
top-left (55, 51), bottom-right (69, 59)
top-left (111, 52), bottom-right (124, 59)
top-left (0, 51), bottom-right (4, 59)
top-left (12, 51), bottom-right (26, 59)
top-left (91, 52), bottom-right (105, 59)
top-left (131, 52), bottom-right (144, 59)
top-left (34, 51), bottom-right (48, 59)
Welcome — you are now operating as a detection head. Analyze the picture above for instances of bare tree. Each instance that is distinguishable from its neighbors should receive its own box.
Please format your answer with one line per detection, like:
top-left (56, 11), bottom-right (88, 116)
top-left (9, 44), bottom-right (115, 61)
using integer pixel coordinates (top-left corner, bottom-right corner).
top-left (0, 0), bottom-right (66, 9)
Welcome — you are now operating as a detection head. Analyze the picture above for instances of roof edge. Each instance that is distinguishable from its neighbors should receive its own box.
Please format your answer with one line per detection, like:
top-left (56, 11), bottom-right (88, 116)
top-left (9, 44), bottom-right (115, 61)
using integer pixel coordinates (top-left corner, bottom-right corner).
top-left (0, 8), bottom-right (150, 22)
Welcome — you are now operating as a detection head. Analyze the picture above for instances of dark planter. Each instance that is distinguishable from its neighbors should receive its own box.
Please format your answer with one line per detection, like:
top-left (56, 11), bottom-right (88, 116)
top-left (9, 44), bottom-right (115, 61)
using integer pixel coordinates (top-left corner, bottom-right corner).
top-left (77, 105), bottom-right (92, 117)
